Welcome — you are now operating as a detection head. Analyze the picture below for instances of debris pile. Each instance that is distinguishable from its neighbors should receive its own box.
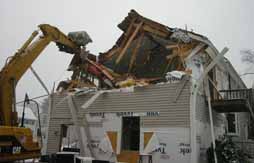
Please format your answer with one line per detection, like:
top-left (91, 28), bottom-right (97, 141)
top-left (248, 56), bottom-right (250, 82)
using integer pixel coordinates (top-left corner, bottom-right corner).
top-left (58, 10), bottom-right (208, 91)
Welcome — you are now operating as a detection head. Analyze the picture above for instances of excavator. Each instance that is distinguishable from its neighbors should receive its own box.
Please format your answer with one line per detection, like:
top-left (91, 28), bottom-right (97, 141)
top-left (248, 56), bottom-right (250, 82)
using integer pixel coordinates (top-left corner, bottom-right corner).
top-left (0, 24), bottom-right (115, 162)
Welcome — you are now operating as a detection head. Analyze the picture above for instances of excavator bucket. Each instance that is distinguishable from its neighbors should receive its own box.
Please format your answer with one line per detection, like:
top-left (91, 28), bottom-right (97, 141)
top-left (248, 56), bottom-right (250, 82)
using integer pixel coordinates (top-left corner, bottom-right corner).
top-left (57, 31), bottom-right (92, 54)
top-left (68, 31), bottom-right (92, 47)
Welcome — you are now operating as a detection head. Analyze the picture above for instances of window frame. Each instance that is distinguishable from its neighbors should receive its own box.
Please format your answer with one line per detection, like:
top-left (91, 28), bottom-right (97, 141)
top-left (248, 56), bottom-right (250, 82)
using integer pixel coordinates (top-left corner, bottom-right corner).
top-left (226, 113), bottom-right (239, 136)
top-left (247, 115), bottom-right (254, 140)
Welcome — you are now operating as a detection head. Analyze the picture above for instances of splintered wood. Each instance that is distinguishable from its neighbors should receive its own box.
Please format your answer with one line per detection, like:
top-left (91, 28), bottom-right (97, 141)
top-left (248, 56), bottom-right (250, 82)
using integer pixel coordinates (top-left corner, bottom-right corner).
top-left (64, 9), bottom-right (208, 90)
top-left (116, 22), bottom-right (143, 64)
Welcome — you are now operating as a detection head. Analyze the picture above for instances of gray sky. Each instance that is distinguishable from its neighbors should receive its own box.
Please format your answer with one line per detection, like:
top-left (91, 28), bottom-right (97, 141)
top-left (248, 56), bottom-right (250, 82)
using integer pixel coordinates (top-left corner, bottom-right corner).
top-left (1, 0), bottom-right (254, 101)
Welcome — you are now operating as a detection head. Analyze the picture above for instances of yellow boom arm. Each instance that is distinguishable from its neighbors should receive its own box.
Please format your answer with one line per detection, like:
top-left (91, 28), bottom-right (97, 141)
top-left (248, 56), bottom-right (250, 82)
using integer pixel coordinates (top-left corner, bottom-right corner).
top-left (0, 24), bottom-right (79, 126)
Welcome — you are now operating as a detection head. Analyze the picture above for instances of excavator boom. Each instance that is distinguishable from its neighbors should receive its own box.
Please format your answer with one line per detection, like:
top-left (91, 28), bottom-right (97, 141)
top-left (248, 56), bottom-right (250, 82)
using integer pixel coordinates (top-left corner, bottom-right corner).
top-left (0, 24), bottom-right (116, 162)
top-left (0, 24), bottom-right (80, 162)
top-left (0, 24), bottom-right (79, 126)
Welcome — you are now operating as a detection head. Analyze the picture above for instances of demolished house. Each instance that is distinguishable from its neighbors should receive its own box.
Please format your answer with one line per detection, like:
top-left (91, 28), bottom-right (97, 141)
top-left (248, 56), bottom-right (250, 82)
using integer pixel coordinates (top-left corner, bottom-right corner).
top-left (45, 10), bottom-right (254, 163)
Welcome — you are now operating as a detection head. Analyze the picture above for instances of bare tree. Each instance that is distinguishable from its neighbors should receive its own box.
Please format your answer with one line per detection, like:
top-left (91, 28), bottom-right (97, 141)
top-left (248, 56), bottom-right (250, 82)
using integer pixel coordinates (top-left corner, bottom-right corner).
top-left (241, 49), bottom-right (254, 64)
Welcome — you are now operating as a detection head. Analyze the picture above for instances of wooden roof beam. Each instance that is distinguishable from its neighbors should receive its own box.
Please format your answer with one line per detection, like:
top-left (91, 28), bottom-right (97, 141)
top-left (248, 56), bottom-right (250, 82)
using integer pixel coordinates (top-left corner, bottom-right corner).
top-left (116, 22), bottom-right (143, 64)
top-left (128, 32), bottom-right (144, 73)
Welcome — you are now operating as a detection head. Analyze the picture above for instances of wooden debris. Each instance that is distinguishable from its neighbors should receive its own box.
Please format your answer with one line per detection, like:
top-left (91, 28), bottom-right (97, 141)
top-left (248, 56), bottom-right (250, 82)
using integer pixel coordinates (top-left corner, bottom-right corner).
top-left (116, 22), bottom-right (143, 64)
top-left (63, 9), bottom-right (216, 91)
top-left (128, 32), bottom-right (144, 72)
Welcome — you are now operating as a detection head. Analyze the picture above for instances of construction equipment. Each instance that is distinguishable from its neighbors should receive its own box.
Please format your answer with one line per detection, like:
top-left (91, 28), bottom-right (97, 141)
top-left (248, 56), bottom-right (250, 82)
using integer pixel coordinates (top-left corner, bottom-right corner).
top-left (0, 24), bottom-right (117, 162)
top-left (0, 24), bottom-right (80, 162)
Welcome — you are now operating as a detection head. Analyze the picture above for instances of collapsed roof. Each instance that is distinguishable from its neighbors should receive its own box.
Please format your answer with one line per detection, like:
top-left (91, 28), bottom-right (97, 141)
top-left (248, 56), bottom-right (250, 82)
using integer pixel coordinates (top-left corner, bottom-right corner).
top-left (99, 10), bottom-right (206, 79)
top-left (59, 9), bottom-right (245, 91)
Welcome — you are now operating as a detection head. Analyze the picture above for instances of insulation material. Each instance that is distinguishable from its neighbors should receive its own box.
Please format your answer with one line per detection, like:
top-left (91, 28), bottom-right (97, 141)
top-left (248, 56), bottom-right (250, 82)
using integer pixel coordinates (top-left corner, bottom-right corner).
top-left (165, 71), bottom-right (186, 83)
top-left (186, 54), bottom-right (204, 81)
top-left (170, 28), bottom-right (192, 43)
top-left (85, 127), bottom-right (117, 162)
top-left (141, 129), bottom-right (191, 163)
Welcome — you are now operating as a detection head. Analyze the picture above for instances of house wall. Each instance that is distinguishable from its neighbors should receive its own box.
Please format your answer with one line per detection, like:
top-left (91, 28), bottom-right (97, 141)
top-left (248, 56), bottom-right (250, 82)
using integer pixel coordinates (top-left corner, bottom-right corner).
top-left (185, 49), bottom-right (227, 162)
top-left (46, 81), bottom-right (191, 163)
top-left (194, 57), bottom-right (251, 162)
top-left (80, 82), bottom-right (190, 128)
top-left (215, 64), bottom-right (250, 142)
top-left (195, 93), bottom-right (226, 163)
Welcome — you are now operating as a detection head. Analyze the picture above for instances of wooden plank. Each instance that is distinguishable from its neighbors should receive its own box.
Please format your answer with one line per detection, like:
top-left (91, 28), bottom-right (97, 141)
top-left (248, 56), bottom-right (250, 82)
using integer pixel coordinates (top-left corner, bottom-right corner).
top-left (143, 132), bottom-right (153, 149)
top-left (107, 131), bottom-right (117, 153)
top-left (176, 57), bottom-right (184, 70)
top-left (128, 32), bottom-right (144, 72)
top-left (185, 43), bottom-right (205, 61)
top-left (86, 58), bottom-right (114, 81)
top-left (116, 22), bottom-right (143, 64)
top-left (163, 56), bottom-right (173, 74)
top-left (167, 44), bottom-right (194, 59)
top-left (166, 44), bottom-right (179, 49)
top-left (142, 24), bottom-right (168, 37)
top-left (104, 47), bottom-right (120, 60)
top-left (166, 53), bottom-right (178, 60)
top-left (208, 76), bottom-right (223, 99)
top-left (178, 44), bottom-right (195, 68)
top-left (67, 95), bottom-right (92, 157)
top-left (121, 19), bottom-right (135, 46)
top-left (196, 47), bottom-right (229, 88)
top-left (117, 151), bottom-right (139, 163)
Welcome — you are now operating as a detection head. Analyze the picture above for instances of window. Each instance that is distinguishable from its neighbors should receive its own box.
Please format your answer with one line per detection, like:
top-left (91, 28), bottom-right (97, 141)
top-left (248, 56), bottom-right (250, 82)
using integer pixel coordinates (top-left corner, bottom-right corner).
top-left (121, 117), bottom-right (140, 151)
top-left (226, 113), bottom-right (238, 135)
top-left (248, 116), bottom-right (254, 139)
top-left (228, 73), bottom-right (231, 90)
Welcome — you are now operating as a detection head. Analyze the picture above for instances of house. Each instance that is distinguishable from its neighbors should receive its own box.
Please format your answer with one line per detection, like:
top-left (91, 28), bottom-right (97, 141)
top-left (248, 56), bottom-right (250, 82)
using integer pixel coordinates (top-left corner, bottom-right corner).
top-left (45, 10), bottom-right (254, 163)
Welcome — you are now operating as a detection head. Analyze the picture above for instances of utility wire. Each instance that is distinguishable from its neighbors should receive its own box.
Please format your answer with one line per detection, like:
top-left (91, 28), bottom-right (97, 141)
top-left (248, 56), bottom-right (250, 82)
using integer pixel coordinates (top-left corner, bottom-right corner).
top-left (16, 94), bottom-right (49, 104)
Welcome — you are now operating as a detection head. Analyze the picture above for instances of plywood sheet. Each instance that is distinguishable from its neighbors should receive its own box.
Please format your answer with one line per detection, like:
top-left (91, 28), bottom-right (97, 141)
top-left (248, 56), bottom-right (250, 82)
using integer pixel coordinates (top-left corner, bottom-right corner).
top-left (107, 131), bottom-right (117, 153)
top-left (144, 132), bottom-right (154, 149)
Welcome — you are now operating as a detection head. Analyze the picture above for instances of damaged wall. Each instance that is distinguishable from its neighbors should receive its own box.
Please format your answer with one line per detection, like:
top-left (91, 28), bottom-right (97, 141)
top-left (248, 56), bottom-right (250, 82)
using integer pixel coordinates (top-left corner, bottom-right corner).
top-left (46, 80), bottom-right (191, 163)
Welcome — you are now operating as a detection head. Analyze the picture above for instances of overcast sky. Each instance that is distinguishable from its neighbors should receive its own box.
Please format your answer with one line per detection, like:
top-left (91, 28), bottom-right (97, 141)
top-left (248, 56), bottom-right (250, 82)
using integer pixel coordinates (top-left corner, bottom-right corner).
top-left (1, 0), bottom-right (254, 102)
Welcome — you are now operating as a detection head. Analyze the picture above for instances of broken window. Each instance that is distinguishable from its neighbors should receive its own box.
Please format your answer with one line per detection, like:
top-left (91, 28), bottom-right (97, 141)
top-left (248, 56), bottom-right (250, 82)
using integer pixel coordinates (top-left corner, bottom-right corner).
top-left (226, 113), bottom-right (238, 135)
top-left (121, 117), bottom-right (140, 151)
